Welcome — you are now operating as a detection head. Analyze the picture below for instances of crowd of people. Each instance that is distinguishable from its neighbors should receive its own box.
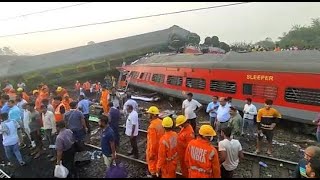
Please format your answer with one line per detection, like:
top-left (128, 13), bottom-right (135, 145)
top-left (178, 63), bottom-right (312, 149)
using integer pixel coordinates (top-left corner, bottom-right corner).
top-left (0, 77), bottom-right (319, 178)
top-left (0, 77), bottom-right (122, 178)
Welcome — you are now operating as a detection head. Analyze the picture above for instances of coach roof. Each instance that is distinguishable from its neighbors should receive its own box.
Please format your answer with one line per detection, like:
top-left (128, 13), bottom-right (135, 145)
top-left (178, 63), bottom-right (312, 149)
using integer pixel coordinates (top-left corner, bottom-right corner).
top-left (131, 50), bottom-right (320, 73)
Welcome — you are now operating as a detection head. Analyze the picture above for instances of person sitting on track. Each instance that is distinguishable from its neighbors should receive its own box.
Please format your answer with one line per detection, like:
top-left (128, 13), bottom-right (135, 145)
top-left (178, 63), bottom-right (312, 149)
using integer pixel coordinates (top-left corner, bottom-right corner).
top-left (295, 146), bottom-right (320, 178)
top-left (255, 99), bottom-right (281, 156)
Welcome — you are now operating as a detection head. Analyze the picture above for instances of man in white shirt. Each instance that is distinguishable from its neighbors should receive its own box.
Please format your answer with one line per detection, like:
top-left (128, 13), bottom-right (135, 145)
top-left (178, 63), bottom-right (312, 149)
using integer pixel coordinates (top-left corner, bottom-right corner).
top-left (215, 97), bottom-right (231, 140)
top-left (218, 127), bottom-right (244, 178)
top-left (22, 103), bottom-right (32, 144)
top-left (242, 98), bottom-right (257, 136)
top-left (125, 105), bottom-right (139, 159)
top-left (206, 96), bottom-right (220, 128)
top-left (40, 105), bottom-right (57, 161)
top-left (182, 93), bottom-right (202, 133)
top-left (123, 93), bottom-right (138, 115)
top-left (41, 99), bottom-right (54, 113)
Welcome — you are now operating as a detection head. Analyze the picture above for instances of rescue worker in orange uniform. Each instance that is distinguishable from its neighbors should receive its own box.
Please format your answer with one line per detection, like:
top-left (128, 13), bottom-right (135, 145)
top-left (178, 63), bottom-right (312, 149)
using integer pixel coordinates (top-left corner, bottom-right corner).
top-left (34, 90), bottom-right (43, 111)
top-left (17, 88), bottom-right (30, 102)
top-left (175, 115), bottom-right (195, 178)
top-left (56, 86), bottom-right (68, 98)
top-left (156, 117), bottom-right (178, 178)
top-left (36, 85), bottom-right (50, 110)
top-left (39, 85), bottom-right (49, 99)
top-left (100, 85), bottom-right (110, 114)
top-left (185, 125), bottom-right (221, 178)
top-left (62, 94), bottom-right (73, 112)
top-left (146, 106), bottom-right (165, 178)
top-left (53, 96), bottom-right (66, 122)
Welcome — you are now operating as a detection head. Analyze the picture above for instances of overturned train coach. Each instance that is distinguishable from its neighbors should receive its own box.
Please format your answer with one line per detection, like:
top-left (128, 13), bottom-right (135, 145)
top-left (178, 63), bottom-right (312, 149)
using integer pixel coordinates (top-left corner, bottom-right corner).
top-left (118, 50), bottom-right (320, 132)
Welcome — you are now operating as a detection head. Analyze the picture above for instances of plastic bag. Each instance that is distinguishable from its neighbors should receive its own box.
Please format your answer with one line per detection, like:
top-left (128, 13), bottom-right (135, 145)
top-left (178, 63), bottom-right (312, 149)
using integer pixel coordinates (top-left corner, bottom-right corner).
top-left (54, 161), bottom-right (69, 178)
top-left (105, 161), bottom-right (128, 178)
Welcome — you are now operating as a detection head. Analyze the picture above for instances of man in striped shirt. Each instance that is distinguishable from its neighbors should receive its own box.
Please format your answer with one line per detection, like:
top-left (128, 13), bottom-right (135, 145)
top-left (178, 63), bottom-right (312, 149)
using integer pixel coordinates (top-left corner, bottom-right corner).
top-left (255, 99), bottom-right (281, 156)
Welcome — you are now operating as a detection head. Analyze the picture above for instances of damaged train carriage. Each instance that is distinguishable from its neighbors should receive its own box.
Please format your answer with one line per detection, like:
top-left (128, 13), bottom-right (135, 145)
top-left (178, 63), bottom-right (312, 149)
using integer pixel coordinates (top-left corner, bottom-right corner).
top-left (0, 25), bottom-right (191, 90)
top-left (119, 50), bottom-right (320, 133)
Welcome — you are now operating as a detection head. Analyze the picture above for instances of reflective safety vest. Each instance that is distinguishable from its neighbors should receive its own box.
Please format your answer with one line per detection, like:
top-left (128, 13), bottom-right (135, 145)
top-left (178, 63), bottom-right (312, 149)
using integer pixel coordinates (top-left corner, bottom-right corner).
top-left (178, 124), bottom-right (195, 177)
top-left (185, 137), bottom-right (221, 178)
top-left (147, 118), bottom-right (165, 175)
top-left (55, 103), bottom-right (65, 122)
top-left (156, 131), bottom-right (178, 178)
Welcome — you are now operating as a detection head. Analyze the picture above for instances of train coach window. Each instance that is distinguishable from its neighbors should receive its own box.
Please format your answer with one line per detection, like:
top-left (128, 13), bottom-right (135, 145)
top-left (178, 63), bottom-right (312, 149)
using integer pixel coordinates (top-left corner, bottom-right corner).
top-left (129, 71), bottom-right (139, 79)
top-left (186, 78), bottom-right (206, 90)
top-left (242, 83), bottom-right (278, 99)
top-left (145, 73), bottom-right (151, 81)
top-left (139, 72), bottom-right (151, 80)
top-left (167, 75), bottom-right (183, 86)
top-left (285, 88), bottom-right (320, 106)
top-left (139, 73), bottom-right (145, 79)
top-left (243, 84), bottom-right (253, 95)
top-left (210, 80), bottom-right (236, 94)
top-left (152, 74), bottom-right (165, 83)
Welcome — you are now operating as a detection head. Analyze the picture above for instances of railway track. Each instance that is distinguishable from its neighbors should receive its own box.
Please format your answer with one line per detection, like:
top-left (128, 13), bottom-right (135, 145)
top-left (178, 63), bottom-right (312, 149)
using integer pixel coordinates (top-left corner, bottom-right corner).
top-left (87, 121), bottom-right (298, 178)
top-left (0, 168), bottom-right (10, 178)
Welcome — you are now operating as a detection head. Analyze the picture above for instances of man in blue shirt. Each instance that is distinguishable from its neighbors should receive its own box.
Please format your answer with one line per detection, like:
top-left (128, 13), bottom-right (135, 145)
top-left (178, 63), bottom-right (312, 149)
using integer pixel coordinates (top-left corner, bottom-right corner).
top-left (0, 112), bottom-right (26, 166)
top-left (108, 102), bottom-right (120, 148)
top-left (1, 95), bottom-right (10, 114)
top-left (77, 95), bottom-right (93, 133)
top-left (206, 96), bottom-right (219, 128)
top-left (8, 100), bottom-right (25, 148)
top-left (99, 114), bottom-right (116, 169)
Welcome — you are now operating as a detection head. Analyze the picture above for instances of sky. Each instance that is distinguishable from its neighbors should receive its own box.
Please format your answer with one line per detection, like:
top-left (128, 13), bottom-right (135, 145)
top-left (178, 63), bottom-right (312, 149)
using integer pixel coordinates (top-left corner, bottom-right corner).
top-left (0, 2), bottom-right (319, 55)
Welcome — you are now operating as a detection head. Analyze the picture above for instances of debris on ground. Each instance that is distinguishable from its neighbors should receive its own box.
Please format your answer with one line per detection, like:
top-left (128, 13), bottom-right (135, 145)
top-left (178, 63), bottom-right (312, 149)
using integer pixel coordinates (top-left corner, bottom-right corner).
top-left (131, 95), bottom-right (160, 102)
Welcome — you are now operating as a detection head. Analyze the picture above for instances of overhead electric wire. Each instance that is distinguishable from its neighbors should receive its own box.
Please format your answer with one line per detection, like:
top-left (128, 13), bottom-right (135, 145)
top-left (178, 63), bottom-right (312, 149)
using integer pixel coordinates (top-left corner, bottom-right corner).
top-left (0, 2), bottom-right (93, 22)
top-left (0, 2), bottom-right (252, 38)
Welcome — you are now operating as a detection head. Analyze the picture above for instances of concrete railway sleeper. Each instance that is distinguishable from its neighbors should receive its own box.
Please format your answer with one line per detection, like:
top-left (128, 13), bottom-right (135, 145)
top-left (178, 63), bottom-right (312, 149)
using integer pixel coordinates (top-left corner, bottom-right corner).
top-left (85, 143), bottom-right (183, 177)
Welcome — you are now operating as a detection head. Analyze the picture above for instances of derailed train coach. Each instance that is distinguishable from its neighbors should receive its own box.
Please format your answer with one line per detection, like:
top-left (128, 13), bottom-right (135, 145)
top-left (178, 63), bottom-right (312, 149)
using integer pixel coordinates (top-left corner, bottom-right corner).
top-left (0, 25), bottom-right (191, 90)
top-left (119, 50), bottom-right (320, 133)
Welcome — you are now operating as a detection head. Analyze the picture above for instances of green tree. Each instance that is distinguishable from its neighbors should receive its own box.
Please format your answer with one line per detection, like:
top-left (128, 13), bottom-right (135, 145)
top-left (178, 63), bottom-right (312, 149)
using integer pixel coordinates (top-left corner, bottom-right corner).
top-left (219, 42), bottom-right (230, 52)
top-left (278, 18), bottom-right (320, 49)
top-left (204, 37), bottom-right (213, 46)
top-left (187, 33), bottom-right (200, 45)
top-left (211, 36), bottom-right (220, 47)
top-left (255, 37), bottom-right (275, 50)
top-left (168, 33), bottom-right (186, 51)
